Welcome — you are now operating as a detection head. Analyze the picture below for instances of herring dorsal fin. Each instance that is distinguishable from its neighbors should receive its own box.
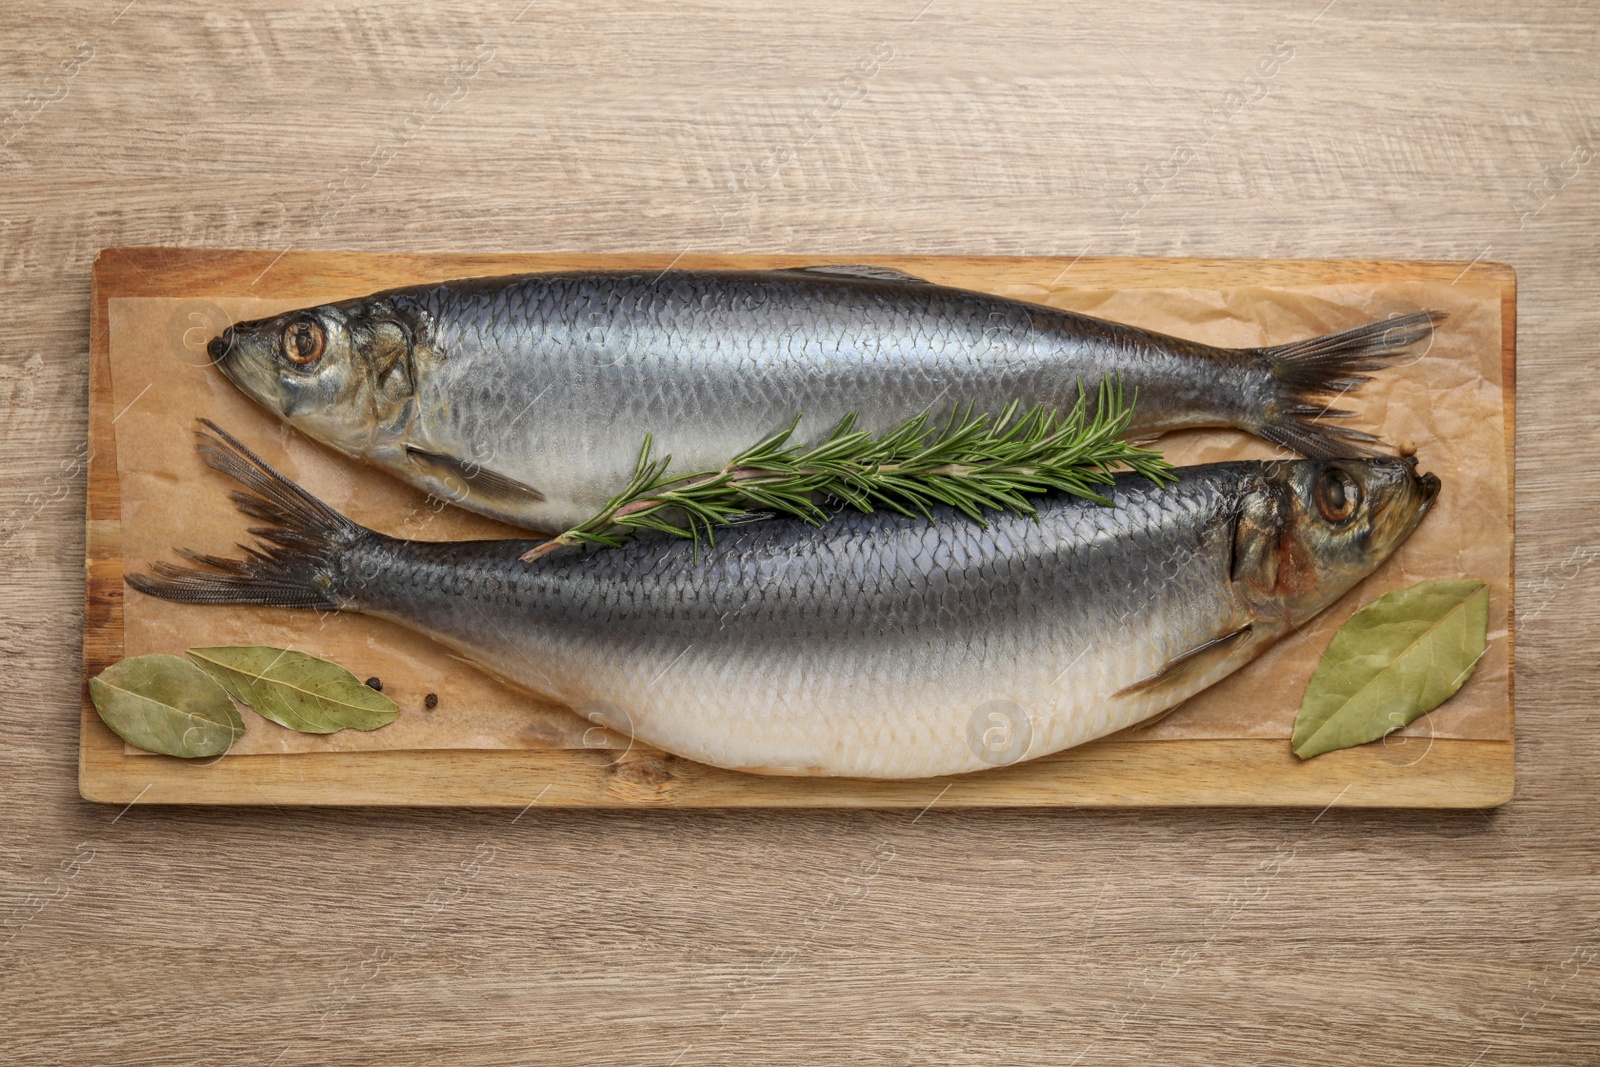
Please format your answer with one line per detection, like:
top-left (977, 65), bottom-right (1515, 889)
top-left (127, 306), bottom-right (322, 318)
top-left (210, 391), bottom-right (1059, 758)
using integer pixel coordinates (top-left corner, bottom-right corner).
top-left (779, 264), bottom-right (931, 285)
top-left (1115, 625), bottom-right (1253, 699)
top-left (405, 446), bottom-right (545, 506)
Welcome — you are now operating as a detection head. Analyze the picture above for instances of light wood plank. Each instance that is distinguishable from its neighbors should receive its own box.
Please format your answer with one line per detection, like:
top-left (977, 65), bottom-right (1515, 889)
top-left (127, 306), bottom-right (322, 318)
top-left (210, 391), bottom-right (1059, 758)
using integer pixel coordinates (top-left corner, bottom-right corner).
top-left (81, 249), bottom-right (1515, 808)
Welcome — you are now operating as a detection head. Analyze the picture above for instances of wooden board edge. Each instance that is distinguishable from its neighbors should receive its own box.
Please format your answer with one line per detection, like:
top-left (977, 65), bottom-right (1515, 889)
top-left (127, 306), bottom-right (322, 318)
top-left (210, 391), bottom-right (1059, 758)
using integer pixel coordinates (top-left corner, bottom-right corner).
top-left (1493, 263), bottom-right (1517, 750)
top-left (81, 255), bottom-right (127, 793)
top-left (78, 737), bottom-right (1514, 809)
top-left (89, 247), bottom-right (1522, 296)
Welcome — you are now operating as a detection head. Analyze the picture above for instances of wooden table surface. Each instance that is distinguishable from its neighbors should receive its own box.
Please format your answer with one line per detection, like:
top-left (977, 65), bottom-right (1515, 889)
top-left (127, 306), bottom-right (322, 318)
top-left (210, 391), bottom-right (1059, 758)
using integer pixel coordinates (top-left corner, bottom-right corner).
top-left (2, 2), bottom-right (1595, 1063)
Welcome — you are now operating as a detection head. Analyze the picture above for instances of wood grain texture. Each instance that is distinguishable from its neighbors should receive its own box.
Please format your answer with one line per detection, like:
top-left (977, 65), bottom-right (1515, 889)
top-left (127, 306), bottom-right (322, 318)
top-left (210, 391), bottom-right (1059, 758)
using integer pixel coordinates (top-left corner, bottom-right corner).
top-left (3, 2), bottom-right (1596, 1064)
top-left (81, 248), bottom-right (1516, 808)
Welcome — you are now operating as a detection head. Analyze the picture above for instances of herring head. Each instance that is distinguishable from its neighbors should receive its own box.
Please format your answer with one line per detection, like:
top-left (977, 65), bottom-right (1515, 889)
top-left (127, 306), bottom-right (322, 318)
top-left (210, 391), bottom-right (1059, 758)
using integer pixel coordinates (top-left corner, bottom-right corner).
top-left (206, 298), bottom-right (421, 455)
top-left (1231, 456), bottom-right (1440, 627)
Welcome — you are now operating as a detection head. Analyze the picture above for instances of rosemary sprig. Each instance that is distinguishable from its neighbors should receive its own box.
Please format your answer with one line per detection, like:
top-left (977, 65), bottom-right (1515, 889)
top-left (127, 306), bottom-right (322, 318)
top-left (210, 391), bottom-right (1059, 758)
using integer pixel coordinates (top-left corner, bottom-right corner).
top-left (520, 377), bottom-right (1173, 562)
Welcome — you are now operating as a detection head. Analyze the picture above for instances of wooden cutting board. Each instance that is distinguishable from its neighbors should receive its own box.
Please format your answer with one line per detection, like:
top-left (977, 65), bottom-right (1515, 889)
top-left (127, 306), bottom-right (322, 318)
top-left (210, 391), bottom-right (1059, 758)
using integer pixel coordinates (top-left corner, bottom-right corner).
top-left (81, 249), bottom-right (1516, 808)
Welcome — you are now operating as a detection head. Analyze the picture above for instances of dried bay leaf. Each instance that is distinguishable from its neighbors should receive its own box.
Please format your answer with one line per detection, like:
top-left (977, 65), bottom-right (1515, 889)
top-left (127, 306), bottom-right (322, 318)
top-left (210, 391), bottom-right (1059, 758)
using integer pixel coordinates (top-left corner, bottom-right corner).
top-left (1293, 578), bottom-right (1490, 760)
top-left (187, 646), bottom-right (399, 734)
top-left (88, 654), bottom-right (244, 758)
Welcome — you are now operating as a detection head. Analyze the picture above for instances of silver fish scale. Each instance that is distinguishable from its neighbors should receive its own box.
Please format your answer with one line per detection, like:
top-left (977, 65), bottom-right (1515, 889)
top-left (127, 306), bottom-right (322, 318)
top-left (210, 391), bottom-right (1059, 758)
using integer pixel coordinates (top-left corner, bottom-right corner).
top-left (399, 272), bottom-right (1200, 529)
top-left (340, 464), bottom-right (1249, 776)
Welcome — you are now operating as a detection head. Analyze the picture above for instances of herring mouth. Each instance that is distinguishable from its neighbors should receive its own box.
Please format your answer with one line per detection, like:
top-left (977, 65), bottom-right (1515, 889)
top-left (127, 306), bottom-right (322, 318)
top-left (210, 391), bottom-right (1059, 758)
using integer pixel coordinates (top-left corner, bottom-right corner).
top-left (1416, 470), bottom-right (1442, 511)
top-left (205, 330), bottom-right (253, 396)
top-left (1390, 467), bottom-right (1441, 544)
top-left (1397, 453), bottom-right (1441, 512)
top-left (206, 328), bottom-right (238, 369)
top-left (1363, 460), bottom-right (1440, 550)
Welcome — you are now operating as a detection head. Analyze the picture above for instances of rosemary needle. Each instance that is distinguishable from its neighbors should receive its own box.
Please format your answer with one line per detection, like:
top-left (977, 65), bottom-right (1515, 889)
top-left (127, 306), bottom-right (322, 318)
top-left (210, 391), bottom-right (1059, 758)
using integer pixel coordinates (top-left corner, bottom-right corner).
top-left (521, 377), bottom-right (1173, 562)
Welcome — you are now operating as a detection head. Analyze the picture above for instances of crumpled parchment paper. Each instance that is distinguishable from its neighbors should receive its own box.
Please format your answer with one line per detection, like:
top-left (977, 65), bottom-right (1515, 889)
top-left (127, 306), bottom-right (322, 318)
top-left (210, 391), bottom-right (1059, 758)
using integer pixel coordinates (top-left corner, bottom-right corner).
top-left (108, 264), bottom-right (1510, 756)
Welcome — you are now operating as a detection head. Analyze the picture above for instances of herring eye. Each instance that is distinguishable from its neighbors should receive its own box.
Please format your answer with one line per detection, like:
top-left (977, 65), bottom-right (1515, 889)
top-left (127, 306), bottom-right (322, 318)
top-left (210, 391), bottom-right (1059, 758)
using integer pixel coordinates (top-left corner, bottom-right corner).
top-left (1315, 467), bottom-right (1360, 523)
top-left (282, 319), bottom-right (325, 365)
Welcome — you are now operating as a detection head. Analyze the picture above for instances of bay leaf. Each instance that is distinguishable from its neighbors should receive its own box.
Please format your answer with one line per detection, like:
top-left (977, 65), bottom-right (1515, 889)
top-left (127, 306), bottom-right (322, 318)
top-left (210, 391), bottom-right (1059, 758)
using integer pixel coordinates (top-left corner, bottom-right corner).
top-left (187, 646), bottom-right (399, 734)
top-left (1293, 578), bottom-right (1490, 759)
top-left (88, 654), bottom-right (244, 758)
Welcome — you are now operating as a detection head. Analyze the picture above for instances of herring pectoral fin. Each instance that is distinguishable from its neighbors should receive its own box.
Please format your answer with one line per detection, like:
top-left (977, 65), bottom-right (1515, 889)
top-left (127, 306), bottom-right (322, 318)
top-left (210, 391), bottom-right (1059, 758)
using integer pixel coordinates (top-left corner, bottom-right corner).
top-left (1115, 625), bottom-right (1253, 698)
top-left (780, 264), bottom-right (932, 285)
top-left (405, 447), bottom-right (546, 505)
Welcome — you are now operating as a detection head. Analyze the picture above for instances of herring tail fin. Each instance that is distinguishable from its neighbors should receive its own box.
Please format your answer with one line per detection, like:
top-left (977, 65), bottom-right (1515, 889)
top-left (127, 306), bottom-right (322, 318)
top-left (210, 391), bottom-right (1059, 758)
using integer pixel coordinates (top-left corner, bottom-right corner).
top-left (125, 420), bottom-right (368, 610)
top-left (1252, 310), bottom-right (1442, 459)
